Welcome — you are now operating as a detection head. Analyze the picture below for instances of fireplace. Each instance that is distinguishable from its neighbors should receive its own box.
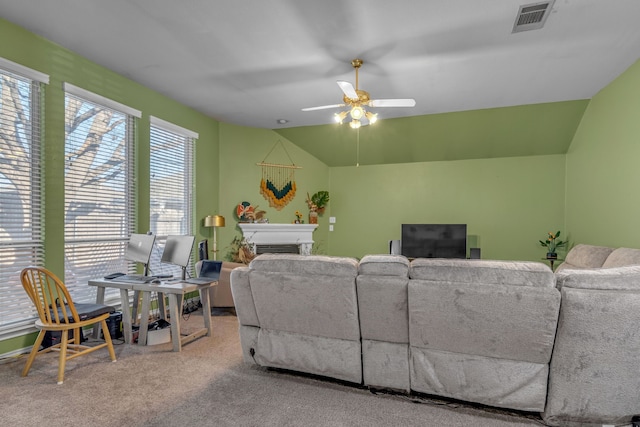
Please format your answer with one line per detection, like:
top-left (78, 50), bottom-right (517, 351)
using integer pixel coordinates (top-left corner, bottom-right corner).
top-left (238, 223), bottom-right (318, 255)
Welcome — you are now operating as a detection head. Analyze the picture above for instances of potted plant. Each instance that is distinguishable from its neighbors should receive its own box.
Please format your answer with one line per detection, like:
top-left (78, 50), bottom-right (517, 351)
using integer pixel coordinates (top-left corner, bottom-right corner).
top-left (539, 231), bottom-right (566, 259)
top-left (307, 191), bottom-right (330, 214)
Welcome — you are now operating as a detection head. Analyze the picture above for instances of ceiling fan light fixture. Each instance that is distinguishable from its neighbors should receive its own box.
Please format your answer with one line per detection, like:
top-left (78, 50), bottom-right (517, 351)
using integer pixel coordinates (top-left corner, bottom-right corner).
top-left (365, 111), bottom-right (378, 124)
top-left (350, 106), bottom-right (364, 120)
top-left (334, 111), bottom-right (348, 124)
top-left (349, 119), bottom-right (361, 129)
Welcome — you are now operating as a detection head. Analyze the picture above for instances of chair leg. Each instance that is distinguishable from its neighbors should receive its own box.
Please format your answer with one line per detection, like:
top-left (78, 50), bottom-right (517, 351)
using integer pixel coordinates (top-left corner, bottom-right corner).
top-left (73, 327), bottom-right (82, 346)
top-left (57, 330), bottom-right (69, 385)
top-left (22, 330), bottom-right (46, 377)
top-left (101, 319), bottom-right (117, 362)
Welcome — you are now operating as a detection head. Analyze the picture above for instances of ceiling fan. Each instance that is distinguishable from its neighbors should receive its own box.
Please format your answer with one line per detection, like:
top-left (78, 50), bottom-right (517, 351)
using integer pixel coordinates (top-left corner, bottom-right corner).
top-left (302, 59), bottom-right (416, 128)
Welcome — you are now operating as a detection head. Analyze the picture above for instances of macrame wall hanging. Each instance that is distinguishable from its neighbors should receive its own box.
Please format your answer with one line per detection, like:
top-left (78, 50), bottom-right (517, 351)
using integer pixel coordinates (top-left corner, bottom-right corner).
top-left (257, 140), bottom-right (301, 210)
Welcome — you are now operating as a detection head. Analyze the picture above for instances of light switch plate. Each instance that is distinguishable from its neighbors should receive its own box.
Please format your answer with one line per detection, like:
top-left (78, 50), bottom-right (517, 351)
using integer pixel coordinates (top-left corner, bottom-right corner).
top-left (329, 216), bottom-right (336, 223)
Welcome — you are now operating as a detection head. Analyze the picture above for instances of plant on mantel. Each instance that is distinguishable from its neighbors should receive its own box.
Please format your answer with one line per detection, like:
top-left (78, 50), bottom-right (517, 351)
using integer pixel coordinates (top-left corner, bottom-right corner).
top-left (306, 191), bottom-right (330, 214)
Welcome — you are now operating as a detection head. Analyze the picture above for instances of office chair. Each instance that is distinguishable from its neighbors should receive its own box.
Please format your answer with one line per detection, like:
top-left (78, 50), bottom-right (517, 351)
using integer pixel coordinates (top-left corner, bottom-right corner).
top-left (20, 267), bottom-right (117, 384)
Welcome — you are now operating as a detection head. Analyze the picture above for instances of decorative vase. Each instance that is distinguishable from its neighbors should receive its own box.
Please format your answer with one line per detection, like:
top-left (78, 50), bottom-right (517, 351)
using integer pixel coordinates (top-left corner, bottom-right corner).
top-left (546, 252), bottom-right (557, 260)
top-left (309, 211), bottom-right (318, 224)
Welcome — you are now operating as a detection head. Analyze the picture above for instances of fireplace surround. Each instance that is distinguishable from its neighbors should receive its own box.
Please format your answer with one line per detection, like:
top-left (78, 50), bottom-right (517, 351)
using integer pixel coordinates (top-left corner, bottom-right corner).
top-left (238, 223), bottom-right (318, 255)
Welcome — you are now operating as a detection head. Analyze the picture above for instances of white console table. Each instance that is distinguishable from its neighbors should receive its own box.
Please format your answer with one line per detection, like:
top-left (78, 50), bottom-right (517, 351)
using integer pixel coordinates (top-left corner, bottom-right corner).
top-left (238, 223), bottom-right (318, 255)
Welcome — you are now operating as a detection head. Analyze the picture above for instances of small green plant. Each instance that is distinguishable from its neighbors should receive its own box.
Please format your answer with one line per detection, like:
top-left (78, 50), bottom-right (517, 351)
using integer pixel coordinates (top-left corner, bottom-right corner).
top-left (307, 191), bottom-right (330, 213)
top-left (539, 231), bottom-right (566, 254)
top-left (225, 236), bottom-right (255, 264)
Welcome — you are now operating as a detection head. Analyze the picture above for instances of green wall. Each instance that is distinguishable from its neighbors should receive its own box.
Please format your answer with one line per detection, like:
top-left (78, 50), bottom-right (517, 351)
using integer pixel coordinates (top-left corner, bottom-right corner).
top-left (565, 58), bottom-right (640, 246)
top-left (0, 18), bottom-right (221, 277)
top-left (329, 155), bottom-right (566, 260)
top-left (217, 123), bottom-right (330, 258)
top-left (0, 19), bottom-right (220, 354)
top-left (277, 100), bottom-right (589, 167)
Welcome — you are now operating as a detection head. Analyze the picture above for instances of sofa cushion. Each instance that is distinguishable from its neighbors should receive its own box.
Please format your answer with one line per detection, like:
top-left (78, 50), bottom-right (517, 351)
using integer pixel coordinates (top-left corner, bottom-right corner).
top-left (358, 254), bottom-right (409, 277)
top-left (555, 265), bottom-right (640, 291)
top-left (357, 275), bottom-right (409, 343)
top-left (408, 280), bottom-right (561, 364)
top-left (255, 329), bottom-right (362, 384)
top-left (409, 258), bottom-right (555, 288)
top-left (411, 347), bottom-right (550, 412)
top-left (249, 253), bottom-right (358, 277)
top-left (601, 247), bottom-right (640, 268)
top-left (563, 244), bottom-right (614, 268)
top-left (248, 254), bottom-right (360, 341)
top-left (543, 287), bottom-right (640, 426)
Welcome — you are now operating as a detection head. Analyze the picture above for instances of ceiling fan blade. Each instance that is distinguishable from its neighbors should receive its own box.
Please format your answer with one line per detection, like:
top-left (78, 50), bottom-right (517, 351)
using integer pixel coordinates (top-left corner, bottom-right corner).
top-left (301, 104), bottom-right (344, 112)
top-left (369, 99), bottom-right (416, 108)
top-left (337, 80), bottom-right (359, 101)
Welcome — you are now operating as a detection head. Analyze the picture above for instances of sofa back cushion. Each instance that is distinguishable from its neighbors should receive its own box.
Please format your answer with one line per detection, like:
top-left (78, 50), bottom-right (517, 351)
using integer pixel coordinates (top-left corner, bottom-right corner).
top-left (601, 247), bottom-right (640, 268)
top-left (357, 255), bottom-right (410, 343)
top-left (563, 244), bottom-right (614, 268)
top-left (249, 253), bottom-right (358, 277)
top-left (358, 254), bottom-right (409, 277)
top-left (555, 265), bottom-right (640, 291)
top-left (409, 258), bottom-right (555, 288)
top-left (248, 254), bottom-right (360, 341)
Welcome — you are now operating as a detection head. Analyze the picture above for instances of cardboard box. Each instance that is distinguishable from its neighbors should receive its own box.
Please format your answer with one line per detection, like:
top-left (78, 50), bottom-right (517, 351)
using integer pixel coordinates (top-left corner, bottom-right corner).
top-left (147, 327), bottom-right (171, 345)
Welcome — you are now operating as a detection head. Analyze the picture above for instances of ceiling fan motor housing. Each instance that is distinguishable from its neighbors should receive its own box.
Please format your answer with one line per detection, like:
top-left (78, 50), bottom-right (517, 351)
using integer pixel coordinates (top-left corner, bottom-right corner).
top-left (343, 89), bottom-right (370, 106)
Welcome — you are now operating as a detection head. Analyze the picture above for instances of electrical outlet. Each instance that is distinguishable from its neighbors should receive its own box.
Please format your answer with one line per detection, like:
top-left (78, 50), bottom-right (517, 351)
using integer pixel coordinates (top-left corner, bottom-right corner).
top-left (329, 216), bottom-right (336, 223)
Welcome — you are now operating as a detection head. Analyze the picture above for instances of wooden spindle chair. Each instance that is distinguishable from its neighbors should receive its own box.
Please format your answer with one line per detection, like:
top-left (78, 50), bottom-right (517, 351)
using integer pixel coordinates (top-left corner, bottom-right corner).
top-left (20, 267), bottom-right (117, 384)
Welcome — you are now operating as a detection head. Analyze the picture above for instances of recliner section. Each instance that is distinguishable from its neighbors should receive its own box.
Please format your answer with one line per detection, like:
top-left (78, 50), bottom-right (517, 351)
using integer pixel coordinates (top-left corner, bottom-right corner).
top-left (231, 251), bottom-right (640, 426)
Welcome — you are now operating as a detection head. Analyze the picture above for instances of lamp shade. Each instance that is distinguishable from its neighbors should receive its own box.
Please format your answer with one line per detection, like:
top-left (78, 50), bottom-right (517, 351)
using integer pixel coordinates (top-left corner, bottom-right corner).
top-left (205, 215), bottom-right (225, 227)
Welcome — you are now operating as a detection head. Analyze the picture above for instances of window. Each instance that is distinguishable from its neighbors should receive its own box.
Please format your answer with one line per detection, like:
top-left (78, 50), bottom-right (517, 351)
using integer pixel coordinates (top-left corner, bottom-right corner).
top-left (0, 59), bottom-right (48, 338)
top-left (63, 83), bottom-right (141, 304)
top-left (149, 116), bottom-right (197, 278)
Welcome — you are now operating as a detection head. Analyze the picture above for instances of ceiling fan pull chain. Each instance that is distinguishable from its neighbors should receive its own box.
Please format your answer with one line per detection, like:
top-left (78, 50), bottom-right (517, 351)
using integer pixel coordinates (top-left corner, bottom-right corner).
top-left (356, 128), bottom-right (360, 167)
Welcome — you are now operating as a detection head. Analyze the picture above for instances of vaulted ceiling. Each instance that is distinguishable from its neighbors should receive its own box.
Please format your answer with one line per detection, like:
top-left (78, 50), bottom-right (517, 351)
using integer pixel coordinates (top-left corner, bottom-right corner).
top-left (2, 0), bottom-right (639, 165)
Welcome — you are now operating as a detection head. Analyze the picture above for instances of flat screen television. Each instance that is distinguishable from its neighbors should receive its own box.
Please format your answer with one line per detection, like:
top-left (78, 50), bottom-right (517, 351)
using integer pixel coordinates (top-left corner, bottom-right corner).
top-left (161, 235), bottom-right (195, 280)
top-left (401, 224), bottom-right (467, 259)
top-left (126, 233), bottom-right (156, 275)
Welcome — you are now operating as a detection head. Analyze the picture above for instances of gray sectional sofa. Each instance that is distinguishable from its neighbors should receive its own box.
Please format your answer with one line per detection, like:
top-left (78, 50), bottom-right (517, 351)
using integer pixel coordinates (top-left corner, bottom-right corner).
top-left (231, 248), bottom-right (640, 426)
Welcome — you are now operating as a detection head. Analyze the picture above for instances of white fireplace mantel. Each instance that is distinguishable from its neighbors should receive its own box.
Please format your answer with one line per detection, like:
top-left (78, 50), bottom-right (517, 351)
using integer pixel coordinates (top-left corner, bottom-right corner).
top-left (238, 223), bottom-right (318, 255)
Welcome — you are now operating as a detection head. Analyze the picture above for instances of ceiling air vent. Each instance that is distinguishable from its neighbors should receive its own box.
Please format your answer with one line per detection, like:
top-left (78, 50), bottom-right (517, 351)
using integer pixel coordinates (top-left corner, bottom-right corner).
top-left (512, 0), bottom-right (555, 33)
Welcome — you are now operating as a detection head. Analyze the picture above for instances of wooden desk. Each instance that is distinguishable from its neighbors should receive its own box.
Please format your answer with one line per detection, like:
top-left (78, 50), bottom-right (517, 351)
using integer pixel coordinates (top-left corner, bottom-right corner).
top-left (88, 279), bottom-right (217, 351)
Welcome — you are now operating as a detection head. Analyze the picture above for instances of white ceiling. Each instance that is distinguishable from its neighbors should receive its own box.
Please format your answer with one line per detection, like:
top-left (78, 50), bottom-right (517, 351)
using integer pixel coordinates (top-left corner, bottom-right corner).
top-left (2, 0), bottom-right (640, 129)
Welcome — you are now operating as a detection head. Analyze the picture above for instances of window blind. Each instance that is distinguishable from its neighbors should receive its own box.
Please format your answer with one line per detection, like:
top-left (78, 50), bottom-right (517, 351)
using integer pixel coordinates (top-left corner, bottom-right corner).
top-left (0, 65), bottom-right (46, 338)
top-left (149, 117), bottom-right (196, 278)
top-left (64, 89), bottom-right (136, 305)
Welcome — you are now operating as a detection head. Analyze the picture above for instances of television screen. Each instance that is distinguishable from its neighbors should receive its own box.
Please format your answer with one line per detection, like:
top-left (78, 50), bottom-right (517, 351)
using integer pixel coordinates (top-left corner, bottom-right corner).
top-left (126, 233), bottom-right (156, 266)
top-left (401, 224), bottom-right (467, 259)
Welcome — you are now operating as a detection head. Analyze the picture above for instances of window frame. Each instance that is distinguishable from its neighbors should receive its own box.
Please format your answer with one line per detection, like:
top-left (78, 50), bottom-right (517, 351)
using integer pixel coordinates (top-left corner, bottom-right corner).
top-left (63, 84), bottom-right (141, 306)
top-left (148, 116), bottom-right (198, 279)
top-left (0, 59), bottom-right (48, 340)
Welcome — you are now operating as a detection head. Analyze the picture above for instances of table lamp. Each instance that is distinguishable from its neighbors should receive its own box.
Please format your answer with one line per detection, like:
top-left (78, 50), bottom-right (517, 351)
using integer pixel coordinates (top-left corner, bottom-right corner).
top-left (204, 215), bottom-right (225, 260)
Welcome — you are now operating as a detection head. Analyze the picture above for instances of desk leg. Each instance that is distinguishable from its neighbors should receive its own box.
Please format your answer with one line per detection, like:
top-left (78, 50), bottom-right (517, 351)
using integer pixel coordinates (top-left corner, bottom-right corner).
top-left (131, 290), bottom-right (140, 324)
top-left (120, 289), bottom-right (133, 344)
top-left (92, 286), bottom-right (107, 339)
top-left (200, 288), bottom-right (212, 337)
top-left (167, 294), bottom-right (182, 352)
top-left (138, 290), bottom-right (151, 346)
top-left (158, 292), bottom-right (167, 320)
